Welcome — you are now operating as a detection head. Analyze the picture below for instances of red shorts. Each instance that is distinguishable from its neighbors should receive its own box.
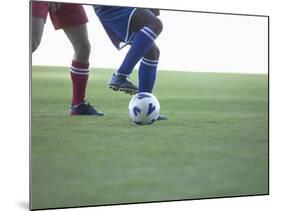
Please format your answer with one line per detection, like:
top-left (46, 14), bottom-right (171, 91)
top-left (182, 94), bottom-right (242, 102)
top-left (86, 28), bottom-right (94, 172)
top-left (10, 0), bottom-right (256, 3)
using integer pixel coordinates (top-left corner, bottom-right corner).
top-left (32, 2), bottom-right (88, 30)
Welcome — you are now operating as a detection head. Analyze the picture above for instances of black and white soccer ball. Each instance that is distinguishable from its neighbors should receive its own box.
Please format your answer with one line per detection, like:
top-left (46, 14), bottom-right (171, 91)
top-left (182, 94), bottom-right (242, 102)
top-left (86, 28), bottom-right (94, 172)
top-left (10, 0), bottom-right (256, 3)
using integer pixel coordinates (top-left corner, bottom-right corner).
top-left (128, 92), bottom-right (160, 125)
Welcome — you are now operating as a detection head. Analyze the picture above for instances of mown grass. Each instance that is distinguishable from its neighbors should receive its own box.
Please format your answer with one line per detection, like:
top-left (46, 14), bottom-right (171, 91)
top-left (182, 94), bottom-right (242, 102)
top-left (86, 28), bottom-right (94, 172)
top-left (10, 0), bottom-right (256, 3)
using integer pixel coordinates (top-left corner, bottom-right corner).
top-left (31, 66), bottom-right (268, 209)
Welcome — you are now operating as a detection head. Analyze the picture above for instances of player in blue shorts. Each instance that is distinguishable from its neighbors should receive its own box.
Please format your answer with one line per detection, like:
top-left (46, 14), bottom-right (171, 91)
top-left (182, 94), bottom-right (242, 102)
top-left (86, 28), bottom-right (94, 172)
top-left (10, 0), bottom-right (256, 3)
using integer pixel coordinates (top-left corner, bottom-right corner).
top-left (93, 6), bottom-right (162, 95)
top-left (93, 6), bottom-right (166, 120)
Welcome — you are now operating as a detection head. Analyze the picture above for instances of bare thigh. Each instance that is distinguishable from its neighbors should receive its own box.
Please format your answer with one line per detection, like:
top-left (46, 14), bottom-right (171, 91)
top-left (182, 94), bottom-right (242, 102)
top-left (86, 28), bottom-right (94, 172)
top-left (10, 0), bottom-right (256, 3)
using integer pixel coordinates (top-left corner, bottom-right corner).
top-left (130, 8), bottom-right (163, 35)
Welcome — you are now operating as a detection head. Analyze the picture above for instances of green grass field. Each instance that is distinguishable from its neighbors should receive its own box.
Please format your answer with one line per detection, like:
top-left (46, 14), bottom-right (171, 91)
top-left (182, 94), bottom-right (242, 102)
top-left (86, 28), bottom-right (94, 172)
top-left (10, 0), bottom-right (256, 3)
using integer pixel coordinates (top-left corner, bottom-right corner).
top-left (31, 66), bottom-right (268, 210)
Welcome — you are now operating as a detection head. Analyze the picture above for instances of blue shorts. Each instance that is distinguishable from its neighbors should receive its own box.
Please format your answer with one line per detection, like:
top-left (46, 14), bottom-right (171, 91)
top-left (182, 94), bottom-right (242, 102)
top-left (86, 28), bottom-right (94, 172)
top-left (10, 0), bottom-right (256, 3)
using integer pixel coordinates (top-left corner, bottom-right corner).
top-left (94, 6), bottom-right (137, 43)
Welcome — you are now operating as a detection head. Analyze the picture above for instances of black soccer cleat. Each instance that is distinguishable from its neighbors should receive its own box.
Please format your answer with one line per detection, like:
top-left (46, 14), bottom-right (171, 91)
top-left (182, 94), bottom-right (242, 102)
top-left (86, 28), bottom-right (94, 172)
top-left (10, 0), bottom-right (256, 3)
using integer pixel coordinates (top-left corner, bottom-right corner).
top-left (157, 114), bottom-right (167, 121)
top-left (70, 101), bottom-right (104, 116)
top-left (108, 73), bottom-right (138, 95)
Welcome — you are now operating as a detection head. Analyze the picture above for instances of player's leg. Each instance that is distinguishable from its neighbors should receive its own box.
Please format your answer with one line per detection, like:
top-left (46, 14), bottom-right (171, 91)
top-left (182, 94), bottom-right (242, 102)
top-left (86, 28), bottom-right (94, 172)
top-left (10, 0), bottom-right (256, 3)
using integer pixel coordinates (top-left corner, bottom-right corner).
top-left (63, 24), bottom-right (91, 64)
top-left (31, 2), bottom-right (49, 52)
top-left (62, 24), bottom-right (103, 116)
top-left (138, 43), bottom-right (159, 93)
top-left (50, 3), bottom-right (103, 115)
top-left (32, 17), bottom-right (45, 52)
top-left (138, 44), bottom-right (167, 121)
top-left (117, 8), bottom-right (163, 75)
top-left (133, 12), bottom-right (166, 120)
top-left (109, 9), bottom-right (163, 94)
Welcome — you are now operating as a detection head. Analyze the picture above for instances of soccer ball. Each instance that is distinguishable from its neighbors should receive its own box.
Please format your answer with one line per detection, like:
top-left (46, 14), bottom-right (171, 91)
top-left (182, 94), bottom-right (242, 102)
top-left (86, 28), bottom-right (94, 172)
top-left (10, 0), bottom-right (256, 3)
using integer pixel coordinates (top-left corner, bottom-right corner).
top-left (128, 92), bottom-right (160, 125)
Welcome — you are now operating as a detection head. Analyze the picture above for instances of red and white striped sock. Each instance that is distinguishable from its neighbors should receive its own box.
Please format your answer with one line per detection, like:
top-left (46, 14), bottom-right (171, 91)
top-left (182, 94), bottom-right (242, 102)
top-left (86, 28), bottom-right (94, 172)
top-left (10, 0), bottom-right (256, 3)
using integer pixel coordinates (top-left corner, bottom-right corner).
top-left (70, 60), bottom-right (89, 105)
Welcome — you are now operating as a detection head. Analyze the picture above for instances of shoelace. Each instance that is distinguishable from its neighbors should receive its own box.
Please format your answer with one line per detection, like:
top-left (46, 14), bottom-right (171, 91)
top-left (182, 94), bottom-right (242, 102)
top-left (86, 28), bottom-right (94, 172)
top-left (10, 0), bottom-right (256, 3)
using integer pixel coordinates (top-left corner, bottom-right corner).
top-left (85, 103), bottom-right (98, 112)
top-left (125, 76), bottom-right (134, 83)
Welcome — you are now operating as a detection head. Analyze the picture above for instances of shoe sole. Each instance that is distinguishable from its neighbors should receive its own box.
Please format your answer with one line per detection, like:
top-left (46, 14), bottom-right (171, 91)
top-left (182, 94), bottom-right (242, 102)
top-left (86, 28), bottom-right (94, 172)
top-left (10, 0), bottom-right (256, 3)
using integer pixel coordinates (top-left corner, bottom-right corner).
top-left (69, 109), bottom-right (104, 116)
top-left (109, 85), bottom-right (137, 95)
top-left (70, 112), bottom-right (104, 116)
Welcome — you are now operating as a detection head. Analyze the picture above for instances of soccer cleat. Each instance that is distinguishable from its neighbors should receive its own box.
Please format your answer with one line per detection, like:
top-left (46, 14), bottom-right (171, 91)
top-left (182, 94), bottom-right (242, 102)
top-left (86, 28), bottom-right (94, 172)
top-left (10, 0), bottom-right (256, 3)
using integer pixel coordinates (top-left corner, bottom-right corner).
top-left (157, 114), bottom-right (167, 121)
top-left (109, 73), bottom-right (138, 95)
top-left (70, 101), bottom-right (104, 116)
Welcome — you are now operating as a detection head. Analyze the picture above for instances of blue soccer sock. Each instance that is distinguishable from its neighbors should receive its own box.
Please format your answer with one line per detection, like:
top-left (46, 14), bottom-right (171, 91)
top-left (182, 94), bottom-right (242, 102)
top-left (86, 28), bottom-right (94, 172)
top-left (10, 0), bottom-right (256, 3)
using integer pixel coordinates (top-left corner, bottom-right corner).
top-left (117, 27), bottom-right (158, 75)
top-left (138, 57), bottom-right (158, 93)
